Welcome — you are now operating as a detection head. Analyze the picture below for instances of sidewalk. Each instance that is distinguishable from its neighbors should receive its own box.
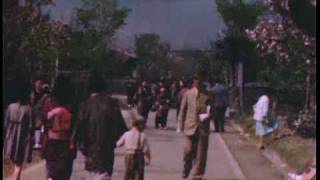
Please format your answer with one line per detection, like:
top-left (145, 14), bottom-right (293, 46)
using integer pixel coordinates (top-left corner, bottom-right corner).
top-left (220, 119), bottom-right (285, 180)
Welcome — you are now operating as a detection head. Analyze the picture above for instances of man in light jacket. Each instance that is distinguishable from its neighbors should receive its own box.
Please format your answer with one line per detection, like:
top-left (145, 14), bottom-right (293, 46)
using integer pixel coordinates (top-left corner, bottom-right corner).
top-left (178, 76), bottom-right (212, 179)
top-left (253, 89), bottom-right (270, 149)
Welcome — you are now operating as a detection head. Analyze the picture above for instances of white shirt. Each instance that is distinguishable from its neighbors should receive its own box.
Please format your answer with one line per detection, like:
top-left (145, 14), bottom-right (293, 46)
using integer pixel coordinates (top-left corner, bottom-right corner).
top-left (116, 128), bottom-right (150, 154)
top-left (253, 95), bottom-right (269, 121)
top-left (199, 105), bottom-right (211, 122)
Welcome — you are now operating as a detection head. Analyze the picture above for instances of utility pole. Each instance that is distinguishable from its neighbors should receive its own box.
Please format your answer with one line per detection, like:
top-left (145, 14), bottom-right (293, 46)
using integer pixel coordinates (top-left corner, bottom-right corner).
top-left (237, 60), bottom-right (244, 116)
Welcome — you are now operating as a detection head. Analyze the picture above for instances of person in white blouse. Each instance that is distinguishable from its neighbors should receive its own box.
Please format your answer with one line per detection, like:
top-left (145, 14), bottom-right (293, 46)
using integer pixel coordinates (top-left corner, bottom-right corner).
top-left (253, 89), bottom-right (270, 149)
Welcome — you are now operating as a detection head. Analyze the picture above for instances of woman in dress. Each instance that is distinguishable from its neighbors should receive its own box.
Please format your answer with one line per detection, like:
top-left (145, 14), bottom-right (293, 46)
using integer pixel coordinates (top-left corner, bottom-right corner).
top-left (4, 81), bottom-right (33, 180)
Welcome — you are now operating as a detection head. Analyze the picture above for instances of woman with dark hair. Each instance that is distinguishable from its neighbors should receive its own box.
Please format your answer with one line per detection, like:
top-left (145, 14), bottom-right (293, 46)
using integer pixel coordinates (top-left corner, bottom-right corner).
top-left (4, 81), bottom-right (33, 180)
top-left (77, 70), bottom-right (128, 179)
top-left (42, 74), bottom-right (76, 180)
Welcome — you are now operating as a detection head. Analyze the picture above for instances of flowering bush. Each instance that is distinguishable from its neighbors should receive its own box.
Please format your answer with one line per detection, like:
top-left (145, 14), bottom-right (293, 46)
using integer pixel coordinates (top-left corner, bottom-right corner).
top-left (294, 109), bottom-right (316, 138)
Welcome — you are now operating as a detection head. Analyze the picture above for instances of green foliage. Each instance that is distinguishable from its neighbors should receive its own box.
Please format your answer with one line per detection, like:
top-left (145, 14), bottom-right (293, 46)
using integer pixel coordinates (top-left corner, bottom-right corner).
top-left (215, 0), bottom-right (263, 81)
top-left (216, 0), bottom-right (266, 31)
top-left (63, 0), bottom-right (129, 78)
top-left (135, 33), bottom-right (161, 67)
top-left (134, 33), bottom-right (172, 80)
top-left (257, 35), bottom-right (310, 108)
top-left (3, 0), bottom-right (66, 78)
top-left (289, 0), bottom-right (316, 37)
top-left (296, 109), bottom-right (316, 138)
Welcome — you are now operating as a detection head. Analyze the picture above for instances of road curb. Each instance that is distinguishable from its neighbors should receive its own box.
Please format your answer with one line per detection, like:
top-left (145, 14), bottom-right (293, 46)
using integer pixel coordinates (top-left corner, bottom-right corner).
top-left (229, 120), bottom-right (290, 179)
top-left (215, 134), bottom-right (246, 180)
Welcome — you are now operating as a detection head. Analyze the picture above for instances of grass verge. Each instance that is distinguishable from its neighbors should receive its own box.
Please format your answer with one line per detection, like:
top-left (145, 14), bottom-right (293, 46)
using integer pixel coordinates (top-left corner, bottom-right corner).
top-left (237, 115), bottom-right (315, 171)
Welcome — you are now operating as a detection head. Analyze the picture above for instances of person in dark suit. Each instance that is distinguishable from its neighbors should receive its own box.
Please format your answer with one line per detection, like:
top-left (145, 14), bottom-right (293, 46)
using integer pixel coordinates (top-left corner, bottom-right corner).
top-left (136, 80), bottom-right (153, 122)
top-left (178, 76), bottom-right (213, 180)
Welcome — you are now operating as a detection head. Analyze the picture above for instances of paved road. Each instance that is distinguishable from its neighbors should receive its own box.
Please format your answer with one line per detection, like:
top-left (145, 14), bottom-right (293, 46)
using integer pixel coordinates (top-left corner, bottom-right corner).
top-left (5, 103), bottom-right (245, 180)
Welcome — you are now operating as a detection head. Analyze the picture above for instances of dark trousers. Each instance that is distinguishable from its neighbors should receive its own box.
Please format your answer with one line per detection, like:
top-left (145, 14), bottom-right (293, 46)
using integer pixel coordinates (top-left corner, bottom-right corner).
top-left (213, 106), bottom-right (227, 132)
top-left (183, 130), bottom-right (209, 177)
top-left (138, 106), bottom-right (150, 121)
top-left (155, 109), bottom-right (169, 128)
top-left (44, 140), bottom-right (76, 180)
top-left (127, 95), bottom-right (134, 106)
top-left (46, 157), bottom-right (74, 180)
top-left (124, 152), bottom-right (145, 180)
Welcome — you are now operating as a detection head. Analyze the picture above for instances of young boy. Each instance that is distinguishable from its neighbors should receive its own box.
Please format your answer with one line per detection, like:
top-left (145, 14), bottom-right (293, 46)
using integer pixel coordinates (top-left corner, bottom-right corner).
top-left (117, 118), bottom-right (151, 180)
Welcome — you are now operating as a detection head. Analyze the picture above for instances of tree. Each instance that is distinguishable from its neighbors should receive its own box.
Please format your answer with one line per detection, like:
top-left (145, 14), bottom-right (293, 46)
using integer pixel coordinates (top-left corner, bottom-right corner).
top-left (4, 0), bottom-right (60, 79)
top-left (134, 33), bottom-right (171, 81)
top-left (246, 0), bottom-right (316, 110)
top-left (215, 0), bottom-right (264, 114)
top-left (245, 0), bottom-right (316, 137)
top-left (64, 0), bottom-right (130, 77)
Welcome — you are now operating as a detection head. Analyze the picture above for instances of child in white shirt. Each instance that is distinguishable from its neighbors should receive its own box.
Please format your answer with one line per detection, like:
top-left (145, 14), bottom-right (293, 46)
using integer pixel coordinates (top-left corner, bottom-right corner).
top-left (117, 119), bottom-right (151, 180)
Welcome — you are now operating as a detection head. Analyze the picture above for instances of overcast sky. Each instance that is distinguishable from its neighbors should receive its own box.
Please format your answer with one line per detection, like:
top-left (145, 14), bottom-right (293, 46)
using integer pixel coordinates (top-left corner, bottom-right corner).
top-left (42, 0), bottom-right (226, 50)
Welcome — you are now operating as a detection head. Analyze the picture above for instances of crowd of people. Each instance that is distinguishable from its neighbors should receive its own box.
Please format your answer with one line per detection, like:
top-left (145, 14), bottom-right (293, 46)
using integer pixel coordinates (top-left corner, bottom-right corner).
top-left (3, 73), bottom-right (316, 180)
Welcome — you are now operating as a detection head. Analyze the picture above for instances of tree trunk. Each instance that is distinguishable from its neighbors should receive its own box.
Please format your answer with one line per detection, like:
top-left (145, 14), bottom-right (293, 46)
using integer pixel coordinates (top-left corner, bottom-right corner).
top-left (304, 69), bottom-right (311, 110)
top-left (229, 63), bottom-right (238, 117)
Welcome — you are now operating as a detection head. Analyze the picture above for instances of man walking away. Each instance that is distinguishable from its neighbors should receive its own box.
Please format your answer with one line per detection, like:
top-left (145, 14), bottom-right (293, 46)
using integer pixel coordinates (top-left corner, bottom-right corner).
top-left (136, 80), bottom-right (153, 122)
top-left (212, 81), bottom-right (228, 133)
top-left (178, 76), bottom-right (212, 180)
top-left (126, 81), bottom-right (135, 108)
top-left (77, 71), bottom-right (128, 180)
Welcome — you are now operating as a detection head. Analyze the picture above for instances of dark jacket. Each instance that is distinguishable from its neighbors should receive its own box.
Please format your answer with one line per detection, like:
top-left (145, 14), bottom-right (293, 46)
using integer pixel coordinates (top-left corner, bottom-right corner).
top-left (77, 93), bottom-right (128, 174)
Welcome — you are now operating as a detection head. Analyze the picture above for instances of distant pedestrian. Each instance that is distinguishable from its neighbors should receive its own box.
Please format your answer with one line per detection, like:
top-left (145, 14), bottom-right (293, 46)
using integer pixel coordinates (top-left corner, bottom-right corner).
top-left (154, 86), bottom-right (170, 129)
top-left (42, 75), bottom-right (76, 180)
top-left (170, 79), bottom-right (179, 108)
top-left (212, 81), bottom-right (228, 133)
top-left (252, 88), bottom-right (270, 150)
top-left (4, 81), bottom-right (33, 180)
top-left (78, 71), bottom-right (128, 180)
top-left (126, 81), bottom-right (136, 108)
top-left (178, 76), bottom-right (212, 179)
top-left (117, 118), bottom-right (151, 180)
top-left (136, 80), bottom-right (153, 122)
